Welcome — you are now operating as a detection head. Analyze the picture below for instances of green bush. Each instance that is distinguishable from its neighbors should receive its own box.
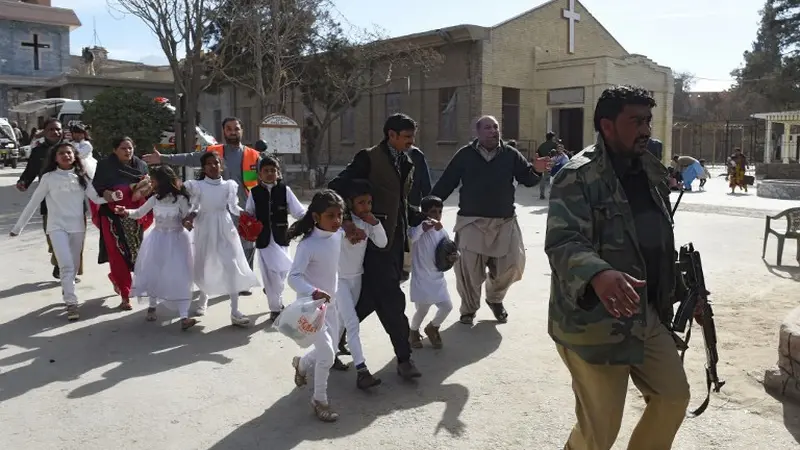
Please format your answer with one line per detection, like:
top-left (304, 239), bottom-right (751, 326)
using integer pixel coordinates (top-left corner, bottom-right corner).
top-left (80, 88), bottom-right (174, 157)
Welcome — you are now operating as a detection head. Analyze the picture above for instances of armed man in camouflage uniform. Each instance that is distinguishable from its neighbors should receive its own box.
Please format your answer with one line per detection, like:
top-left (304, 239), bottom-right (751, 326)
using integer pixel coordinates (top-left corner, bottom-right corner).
top-left (545, 86), bottom-right (690, 450)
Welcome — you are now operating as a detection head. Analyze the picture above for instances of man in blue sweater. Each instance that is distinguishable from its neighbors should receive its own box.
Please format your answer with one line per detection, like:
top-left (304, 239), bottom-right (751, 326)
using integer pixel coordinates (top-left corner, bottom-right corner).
top-left (431, 115), bottom-right (540, 325)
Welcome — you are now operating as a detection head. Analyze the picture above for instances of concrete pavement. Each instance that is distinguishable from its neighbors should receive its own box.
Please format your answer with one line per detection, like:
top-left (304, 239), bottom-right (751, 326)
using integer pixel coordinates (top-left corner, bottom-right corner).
top-left (0, 167), bottom-right (799, 449)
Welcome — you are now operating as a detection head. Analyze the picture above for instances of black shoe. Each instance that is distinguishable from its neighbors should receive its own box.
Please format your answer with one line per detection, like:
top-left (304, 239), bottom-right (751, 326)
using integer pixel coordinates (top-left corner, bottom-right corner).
top-left (238, 290), bottom-right (252, 296)
top-left (356, 369), bottom-right (382, 390)
top-left (539, 194), bottom-right (545, 200)
top-left (52, 266), bottom-right (60, 279)
top-left (338, 339), bottom-right (351, 356)
top-left (396, 359), bottom-right (421, 380)
top-left (331, 357), bottom-right (350, 371)
top-left (486, 301), bottom-right (508, 323)
top-left (268, 311), bottom-right (281, 322)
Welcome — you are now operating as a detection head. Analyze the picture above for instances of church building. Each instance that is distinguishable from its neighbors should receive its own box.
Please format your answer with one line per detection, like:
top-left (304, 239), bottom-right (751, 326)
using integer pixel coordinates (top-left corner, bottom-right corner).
top-left (201, 0), bottom-right (675, 167)
top-left (0, 0), bottom-right (81, 117)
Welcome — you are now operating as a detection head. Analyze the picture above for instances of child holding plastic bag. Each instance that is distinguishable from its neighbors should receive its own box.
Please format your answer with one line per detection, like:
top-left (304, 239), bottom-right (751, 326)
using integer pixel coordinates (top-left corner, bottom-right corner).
top-left (283, 189), bottom-right (345, 422)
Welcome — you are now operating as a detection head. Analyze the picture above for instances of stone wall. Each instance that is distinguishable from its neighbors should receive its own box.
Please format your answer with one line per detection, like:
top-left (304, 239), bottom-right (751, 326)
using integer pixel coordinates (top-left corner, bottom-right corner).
top-left (764, 306), bottom-right (800, 403)
top-left (755, 163), bottom-right (800, 180)
top-left (0, 20), bottom-right (71, 79)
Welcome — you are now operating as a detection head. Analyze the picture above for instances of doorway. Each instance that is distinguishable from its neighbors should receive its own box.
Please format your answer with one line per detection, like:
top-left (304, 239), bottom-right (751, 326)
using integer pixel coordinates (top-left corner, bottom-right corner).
top-left (551, 107), bottom-right (584, 153)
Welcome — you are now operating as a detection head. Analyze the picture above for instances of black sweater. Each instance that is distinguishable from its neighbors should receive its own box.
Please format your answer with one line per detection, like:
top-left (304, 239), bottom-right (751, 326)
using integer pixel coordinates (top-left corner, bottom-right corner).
top-left (431, 141), bottom-right (540, 218)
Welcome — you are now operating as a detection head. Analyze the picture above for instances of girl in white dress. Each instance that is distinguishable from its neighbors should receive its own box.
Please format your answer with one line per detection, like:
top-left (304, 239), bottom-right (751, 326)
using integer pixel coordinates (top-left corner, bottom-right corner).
top-left (243, 156), bottom-right (306, 321)
top-left (183, 151), bottom-right (259, 327)
top-left (287, 189), bottom-right (345, 423)
top-left (9, 143), bottom-right (119, 321)
top-left (70, 125), bottom-right (97, 179)
top-left (114, 166), bottom-right (197, 330)
top-left (408, 195), bottom-right (454, 349)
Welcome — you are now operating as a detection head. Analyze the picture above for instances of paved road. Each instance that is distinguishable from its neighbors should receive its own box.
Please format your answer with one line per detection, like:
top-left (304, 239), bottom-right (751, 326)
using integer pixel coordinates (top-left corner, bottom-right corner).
top-left (0, 167), bottom-right (799, 449)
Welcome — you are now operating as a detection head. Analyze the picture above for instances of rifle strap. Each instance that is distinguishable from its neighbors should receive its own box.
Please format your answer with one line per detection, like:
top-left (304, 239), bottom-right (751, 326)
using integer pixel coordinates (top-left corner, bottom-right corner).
top-left (677, 318), bottom-right (712, 418)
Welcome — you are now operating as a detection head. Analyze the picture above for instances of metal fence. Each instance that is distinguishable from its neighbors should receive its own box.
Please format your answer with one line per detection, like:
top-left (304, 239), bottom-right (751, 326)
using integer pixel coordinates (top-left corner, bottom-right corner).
top-left (671, 119), bottom-right (765, 165)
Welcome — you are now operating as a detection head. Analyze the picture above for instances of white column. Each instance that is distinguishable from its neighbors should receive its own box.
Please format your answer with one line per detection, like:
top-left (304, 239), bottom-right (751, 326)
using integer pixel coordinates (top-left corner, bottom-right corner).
top-left (765, 120), bottom-right (772, 163)
top-left (783, 123), bottom-right (791, 163)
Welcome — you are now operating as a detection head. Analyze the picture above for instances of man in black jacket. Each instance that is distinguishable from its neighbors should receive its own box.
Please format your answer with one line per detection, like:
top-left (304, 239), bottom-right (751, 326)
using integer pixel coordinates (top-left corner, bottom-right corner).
top-left (15, 118), bottom-right (77, 280)
top-left (431, 115), bottom-right (540, 325)
top-left (328, 113), bottom-right (425, 383)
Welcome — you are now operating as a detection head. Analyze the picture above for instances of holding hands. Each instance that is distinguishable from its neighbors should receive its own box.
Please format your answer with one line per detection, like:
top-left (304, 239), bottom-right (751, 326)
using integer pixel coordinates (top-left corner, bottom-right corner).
top-left (114, 205), bottom-right (129, 217)
top-left (342, 220), bottom-right (366, 244)
top-left (182, 212), bottom-right (196, 231)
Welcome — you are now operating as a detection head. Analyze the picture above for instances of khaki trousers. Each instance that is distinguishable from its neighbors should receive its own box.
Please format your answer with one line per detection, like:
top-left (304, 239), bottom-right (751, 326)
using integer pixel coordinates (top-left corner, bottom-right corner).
top-left (557, 306), bottom-right (690, 450)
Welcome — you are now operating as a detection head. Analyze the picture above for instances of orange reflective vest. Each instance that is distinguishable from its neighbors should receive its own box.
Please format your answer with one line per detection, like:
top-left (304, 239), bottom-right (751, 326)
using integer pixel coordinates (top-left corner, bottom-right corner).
top-left (206, 144), bottom-right (260, 191)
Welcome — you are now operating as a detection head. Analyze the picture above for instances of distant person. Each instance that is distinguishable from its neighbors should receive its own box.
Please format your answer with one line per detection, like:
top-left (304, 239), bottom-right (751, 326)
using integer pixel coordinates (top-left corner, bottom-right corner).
top-left (671, 155), bottom-right (703, 191)
top-left (729, 148), bottom-right (748, 194)
top-left (698, 159), bottom-right (710, 191)
top-left (646, 138), bottom-right (663, 161)
top-left (536, 132), bottom-right (558, 199)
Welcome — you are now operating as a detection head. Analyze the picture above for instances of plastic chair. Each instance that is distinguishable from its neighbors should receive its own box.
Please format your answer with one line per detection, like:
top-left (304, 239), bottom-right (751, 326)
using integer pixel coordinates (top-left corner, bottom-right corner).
top-left (763, 207), bottom-right (800, 266)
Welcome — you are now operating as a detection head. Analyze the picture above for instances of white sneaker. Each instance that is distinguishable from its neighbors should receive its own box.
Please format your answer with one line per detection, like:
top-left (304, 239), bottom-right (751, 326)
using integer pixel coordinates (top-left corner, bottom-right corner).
top-left (231, 312), bottom-right (251, 327)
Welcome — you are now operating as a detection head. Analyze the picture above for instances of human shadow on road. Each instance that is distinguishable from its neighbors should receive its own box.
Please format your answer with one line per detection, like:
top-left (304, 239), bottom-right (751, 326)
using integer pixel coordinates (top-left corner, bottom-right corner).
top-left (0, 280), bottom-right (60, 299)
top-left (0, 295), bottom-right (266, 402)
top-left (207, 321), bottom-right (502, 450)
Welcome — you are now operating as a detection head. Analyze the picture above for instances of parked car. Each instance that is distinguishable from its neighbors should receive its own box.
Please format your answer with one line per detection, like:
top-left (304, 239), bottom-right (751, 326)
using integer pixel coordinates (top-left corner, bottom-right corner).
top-left (0, 118), bottom-right (20, 169)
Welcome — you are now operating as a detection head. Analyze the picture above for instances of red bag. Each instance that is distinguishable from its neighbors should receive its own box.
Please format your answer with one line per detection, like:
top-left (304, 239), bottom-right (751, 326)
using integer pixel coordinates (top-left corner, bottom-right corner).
top-left (238, 212), bottom-right (263, 242)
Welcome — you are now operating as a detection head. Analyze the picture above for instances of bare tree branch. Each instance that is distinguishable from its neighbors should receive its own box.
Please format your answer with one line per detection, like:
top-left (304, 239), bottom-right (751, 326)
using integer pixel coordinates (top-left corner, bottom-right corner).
top-left (108, 0), bottom-right (221, 153)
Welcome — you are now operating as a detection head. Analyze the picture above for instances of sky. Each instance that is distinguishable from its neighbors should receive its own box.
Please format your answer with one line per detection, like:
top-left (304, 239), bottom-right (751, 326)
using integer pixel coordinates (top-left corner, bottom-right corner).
top-left (54, 0), bottom-right (767, 92)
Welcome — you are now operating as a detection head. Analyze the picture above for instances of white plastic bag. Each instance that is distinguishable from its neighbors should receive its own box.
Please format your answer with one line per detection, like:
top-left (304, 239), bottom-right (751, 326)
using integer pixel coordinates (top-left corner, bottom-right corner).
top-left (273, 297), bottom-right (327, 348)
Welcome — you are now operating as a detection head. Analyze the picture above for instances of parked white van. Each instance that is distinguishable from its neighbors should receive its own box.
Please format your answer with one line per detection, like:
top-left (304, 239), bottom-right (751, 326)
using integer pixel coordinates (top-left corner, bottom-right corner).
top-left (9, 97), bottom-right (217, 151)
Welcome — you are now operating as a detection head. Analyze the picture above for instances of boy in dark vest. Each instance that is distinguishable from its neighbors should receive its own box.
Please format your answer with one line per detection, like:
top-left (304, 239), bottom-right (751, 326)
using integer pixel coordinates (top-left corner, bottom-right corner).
top-left (244, 156), bottom-right (307, 321)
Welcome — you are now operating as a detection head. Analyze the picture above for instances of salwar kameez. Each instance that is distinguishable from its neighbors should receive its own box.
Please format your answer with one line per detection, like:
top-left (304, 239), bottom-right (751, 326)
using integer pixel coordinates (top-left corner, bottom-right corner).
top-left (92, 155), bottom-right (153, 303)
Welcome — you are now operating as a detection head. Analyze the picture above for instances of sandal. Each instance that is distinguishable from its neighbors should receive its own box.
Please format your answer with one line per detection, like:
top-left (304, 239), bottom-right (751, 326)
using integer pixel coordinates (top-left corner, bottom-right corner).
top-left (459, 314), bottom-right (475, 325)
top-left (118, 300), bottom-right (132, 311)
top-left (311, 399), bottom-right (339, 422)
top-left (291, 356), bottom-right (307, 387)
top-left (486, 301), bottom-right (508, 323)
top-left (181, 318), bottom-right (198, 330)
top-left (145, 307), bottom-right (157, 322)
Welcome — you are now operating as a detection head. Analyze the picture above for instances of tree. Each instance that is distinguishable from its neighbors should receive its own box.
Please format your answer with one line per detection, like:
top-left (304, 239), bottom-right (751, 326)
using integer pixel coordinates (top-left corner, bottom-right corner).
top-left (298, 25), bottom-right (443, 184)
top-left (773, 0), bottom-right (800, 53)
top-left (730, 0), bottom-right (800, 110)
top-left (204, 0), bottom-right (328, 116)
top-left (672, 71), bottom-right (696, 120)
top-left (81, 88), bottom-right (174, 156)
top-left (110, 0), bottom-right (220, 155)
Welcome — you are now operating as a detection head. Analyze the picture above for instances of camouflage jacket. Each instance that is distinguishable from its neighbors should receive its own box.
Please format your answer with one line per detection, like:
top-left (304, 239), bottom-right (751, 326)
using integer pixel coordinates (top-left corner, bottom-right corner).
top-left (545, 137), bottom-right (676, 365)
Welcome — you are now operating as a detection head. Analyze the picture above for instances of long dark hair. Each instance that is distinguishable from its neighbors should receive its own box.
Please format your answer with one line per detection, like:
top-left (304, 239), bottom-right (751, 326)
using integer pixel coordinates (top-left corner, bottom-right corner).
top-left (150, 165), bottom-right (190, 202)
top-left (287, 189), bottom-right (345, 240)
top-left (197, 151), bottom-right (223, 180)
top-left (70, 124), bottom-right (91, 142)
top-left (41, 142), bottom-right (89, 189)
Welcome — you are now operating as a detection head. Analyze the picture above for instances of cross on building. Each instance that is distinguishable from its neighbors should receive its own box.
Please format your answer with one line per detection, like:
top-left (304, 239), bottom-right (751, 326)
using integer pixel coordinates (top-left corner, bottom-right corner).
top-left (21, 34), bottom-right (51, 71)
top-left (562, 0), bottom-right (581, 54)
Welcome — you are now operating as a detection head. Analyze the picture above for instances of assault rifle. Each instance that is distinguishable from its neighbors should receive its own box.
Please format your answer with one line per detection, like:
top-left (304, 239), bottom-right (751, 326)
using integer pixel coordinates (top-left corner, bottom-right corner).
top-left (670, 190), bottom-right (726, 417)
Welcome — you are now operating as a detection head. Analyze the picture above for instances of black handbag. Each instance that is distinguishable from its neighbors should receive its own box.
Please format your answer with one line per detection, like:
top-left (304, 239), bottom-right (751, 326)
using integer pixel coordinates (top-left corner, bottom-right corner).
top-left (434, 237), bottom-right (459, 272)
